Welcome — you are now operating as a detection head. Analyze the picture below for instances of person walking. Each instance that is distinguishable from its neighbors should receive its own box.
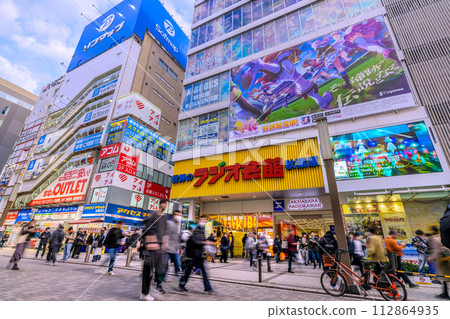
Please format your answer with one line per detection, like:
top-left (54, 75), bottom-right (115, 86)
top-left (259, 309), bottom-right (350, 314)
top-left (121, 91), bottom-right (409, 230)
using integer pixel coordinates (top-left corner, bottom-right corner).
top-left (49, 224), bottom-right (65, 266)
top-left (229, 232), bottom-right (235, 260)
top-left (140, 200), bottom-right (168, 301)
top-left (256, 233), bottom-right (272, 272)
top-left (35, 227), bottom-right (51, 258)
top-left (206, 231), bottom-right (217, 263)
top-left (440, 204), bottom-right (450, 250)
top-left (92, 228), bottom-right (106, 262)
top-left (128, 228), bottom-right (140, 261)
top-left (8, 220), bottom-right (37, 270)
top-left (220, 232), bottom-right (229, 263)
top-left (177, 217), bottom-right (215, 294)
top-left (0, 232), bottom-right (9, 248)
top-left (245, 232), bottom-right (257, 271)
top-left (287, 229), bottom-right (298, 273)
top-left (412, 230), bottom-right (429, 273)
top-left (166, 210), bottom-right (182, 276)
top-left (428, 226), bottom-right (450, 299)
top-left (273, 235), bottom-right (282, 263)
top-left (72, 230), bottom-right (86, 259)
top-left (347, 232), bottom-right (355, 262)
top-left (385, 230), bottom-right (416, 288)
top-left (242, 233), bottom-right (248, 258)
top-left (366, 228), bottom-right (386, 275)
top-left (300, 233), bottom-right (310, 266)
top-left (351, 233), bottom-right (365, 276)
top-left (309, 231), bottom-right (321, 269)
top-left (61, 227), bottom-right (75, 262)
top-left (103, 221), bottom-right (125, 276)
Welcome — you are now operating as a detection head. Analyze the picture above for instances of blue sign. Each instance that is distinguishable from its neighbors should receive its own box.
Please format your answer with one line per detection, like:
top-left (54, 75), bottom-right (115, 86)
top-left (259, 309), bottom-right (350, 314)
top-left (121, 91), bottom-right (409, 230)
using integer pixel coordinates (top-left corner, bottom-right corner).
top-left (273, 200), bottom-right (285, 212)
top-left (82, 204), bottom-right (107, 219)
top-left (37, 135), bottom-right (46, 145)
top-left (35, 206), bottom-right (78, 215)
top-left (67, 0), bottom-right (188, 72)
top-left (27, 160), bottom-right (36, 171)
top-left (104, 203), bottom-right (152, 225)
top-left (84, 111), bottom-right (93, 123)
top-left (73, 132), bottom-right (103, 152)
top-left (15, 210), bottom-right (34, 223)
top-left (124, 118), bottom-right (176, 153)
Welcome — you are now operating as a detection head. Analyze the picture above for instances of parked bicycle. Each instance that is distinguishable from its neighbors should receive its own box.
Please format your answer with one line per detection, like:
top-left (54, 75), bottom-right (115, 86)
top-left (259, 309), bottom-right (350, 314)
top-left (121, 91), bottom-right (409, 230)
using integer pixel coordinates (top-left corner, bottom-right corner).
top-left (320, 249), bottom-right (407, 301)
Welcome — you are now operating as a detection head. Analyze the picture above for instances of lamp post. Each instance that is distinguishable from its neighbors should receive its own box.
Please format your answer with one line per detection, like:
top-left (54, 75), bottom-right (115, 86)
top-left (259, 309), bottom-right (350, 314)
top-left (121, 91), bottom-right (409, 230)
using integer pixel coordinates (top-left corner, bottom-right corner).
top-left (316, 117), bottom-right (358, 295)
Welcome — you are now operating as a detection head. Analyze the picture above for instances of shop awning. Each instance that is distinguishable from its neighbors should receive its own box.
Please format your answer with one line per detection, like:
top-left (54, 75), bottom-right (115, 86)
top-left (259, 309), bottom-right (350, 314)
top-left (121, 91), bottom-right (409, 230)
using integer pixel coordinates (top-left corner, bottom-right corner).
top-left (68, 219), bottom-right (103, 225)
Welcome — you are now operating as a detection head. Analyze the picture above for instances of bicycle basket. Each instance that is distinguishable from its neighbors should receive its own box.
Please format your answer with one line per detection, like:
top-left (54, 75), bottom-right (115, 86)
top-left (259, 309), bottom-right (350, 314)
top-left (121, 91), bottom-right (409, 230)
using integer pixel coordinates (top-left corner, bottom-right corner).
top-left (322, 255), bottom-right (336, 268)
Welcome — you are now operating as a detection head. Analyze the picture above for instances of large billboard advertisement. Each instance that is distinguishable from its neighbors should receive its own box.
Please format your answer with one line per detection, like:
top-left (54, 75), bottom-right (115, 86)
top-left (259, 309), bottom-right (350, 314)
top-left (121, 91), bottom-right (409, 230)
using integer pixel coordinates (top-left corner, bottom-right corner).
top-left (67, 0), bottom-right (189, 72)
top-left (113, 93), bottom-right (161, 130)
top-left (331, 121), bottom-right (443, 180)
top-left (229, 16), bottom-right (414, 140)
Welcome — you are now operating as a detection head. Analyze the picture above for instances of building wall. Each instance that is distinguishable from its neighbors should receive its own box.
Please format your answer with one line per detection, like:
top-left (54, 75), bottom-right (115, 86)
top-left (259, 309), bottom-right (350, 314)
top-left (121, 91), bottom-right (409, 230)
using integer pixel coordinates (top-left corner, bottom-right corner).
top-left (130, 32), bottom-right (185, 142)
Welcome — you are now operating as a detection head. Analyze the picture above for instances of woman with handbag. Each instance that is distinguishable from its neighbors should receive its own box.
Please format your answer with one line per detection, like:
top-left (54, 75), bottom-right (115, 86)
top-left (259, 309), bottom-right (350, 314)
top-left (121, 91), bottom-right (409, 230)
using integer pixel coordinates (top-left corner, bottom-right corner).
top-left (92, 228), bottom-right (106, 262)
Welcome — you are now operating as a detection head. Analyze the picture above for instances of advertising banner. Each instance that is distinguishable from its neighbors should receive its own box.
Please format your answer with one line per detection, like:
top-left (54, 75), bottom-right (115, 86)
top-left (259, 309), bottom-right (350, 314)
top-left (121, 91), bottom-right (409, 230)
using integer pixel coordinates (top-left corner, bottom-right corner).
top-left (29, 165), bottom-right (93, 206)
top-left (229, 15), bottom-right (414, 140)
top-left (331, 121), bottom-right (443, 180)
top-left (35, 128), bottom-right (68, 153)
top-left (114, 93), bottom-right (161, 130)
top-left (117, 143), bottom-right (141, 176)
top-left (148, 196), bottom-right (160, 211)
top-left (91, 171), bottom-right (145, 194)
top-left (3, 211), bottom-right (19, 225)
top-left (123, 118), bottom-right (175, 153)
top-left (144, 181), bottom-right (171, 200)
top-left (34, 206), bottom-right (78, 220)
top-left (73, 132), bottom-right (103, 152)
top-left (91, 79), bottom-right (118, 99)
top-left (99, 143), bottom-right (121, 159)
top-left (15, 210), bottom-right (34, 223)
top-left (83, 105), bottom-right (110, 123)
top-left (379, 202), bottom-right (411, 243)
top-left (104, 203), bottom-right (152, 225)
top-left (82, 204), bottom-right (107, 219)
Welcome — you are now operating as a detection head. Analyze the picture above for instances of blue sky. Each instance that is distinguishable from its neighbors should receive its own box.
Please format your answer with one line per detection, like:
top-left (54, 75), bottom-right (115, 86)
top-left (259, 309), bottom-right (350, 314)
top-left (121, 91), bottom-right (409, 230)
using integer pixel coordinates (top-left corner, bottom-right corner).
top-left (0, 0), bottom-right (194, 95)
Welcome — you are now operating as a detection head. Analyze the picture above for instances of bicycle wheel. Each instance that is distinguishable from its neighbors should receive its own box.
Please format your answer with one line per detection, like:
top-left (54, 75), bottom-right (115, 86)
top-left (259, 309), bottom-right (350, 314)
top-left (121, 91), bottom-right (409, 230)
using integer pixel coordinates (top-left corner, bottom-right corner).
top-left (378, 277), bottom-right (407, 301)
top-left (320, 269), bottom-right (347, 297)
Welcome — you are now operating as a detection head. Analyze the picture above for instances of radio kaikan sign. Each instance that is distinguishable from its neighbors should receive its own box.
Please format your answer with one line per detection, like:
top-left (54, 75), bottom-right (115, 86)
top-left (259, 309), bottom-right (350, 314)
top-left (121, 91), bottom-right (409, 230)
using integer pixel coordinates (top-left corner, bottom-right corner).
top-left (29, 165), bottom-right (93, 206)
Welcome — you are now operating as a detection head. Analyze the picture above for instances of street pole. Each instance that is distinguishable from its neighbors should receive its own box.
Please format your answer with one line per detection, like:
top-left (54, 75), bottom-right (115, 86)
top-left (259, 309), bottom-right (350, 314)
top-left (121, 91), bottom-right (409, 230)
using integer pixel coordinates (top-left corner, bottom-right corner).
top-left (316, 118), bottom-right (358, 295)
top-left (258, 253), bottom-right (262, 283)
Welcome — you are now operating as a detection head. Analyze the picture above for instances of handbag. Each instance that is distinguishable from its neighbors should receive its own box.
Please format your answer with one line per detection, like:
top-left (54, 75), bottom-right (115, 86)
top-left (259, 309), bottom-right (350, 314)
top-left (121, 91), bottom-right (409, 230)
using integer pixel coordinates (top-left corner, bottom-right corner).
top-left (93, 240), bottom-right (99, 248)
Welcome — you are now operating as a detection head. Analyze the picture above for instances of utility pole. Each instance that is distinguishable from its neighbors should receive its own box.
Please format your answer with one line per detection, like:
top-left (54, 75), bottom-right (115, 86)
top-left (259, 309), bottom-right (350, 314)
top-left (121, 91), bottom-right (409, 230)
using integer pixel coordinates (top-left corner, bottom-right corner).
top-left (316, 118), bottom-right (358, 295)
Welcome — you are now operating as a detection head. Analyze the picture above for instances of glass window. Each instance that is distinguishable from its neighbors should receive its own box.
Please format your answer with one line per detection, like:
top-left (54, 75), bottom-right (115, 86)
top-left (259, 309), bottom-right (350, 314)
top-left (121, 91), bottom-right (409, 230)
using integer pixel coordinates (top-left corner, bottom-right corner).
top-left (252, 0), bottom-right (262, 21)
top-left (299, 5), bottom-right (316, 34)
top-left (209, 75), bottom-right (221, 104)
top-left (168, 68), bottom-right (178, 81)
top-left (193, 5), bottom-right (202, 24)
top-left (264, 22), bottom-right (276, 49)
top-left (220, 72), bottom-right (230, 101)
top-left (207, 111), bottom-right (219, 146)
top-left (327, 0), bottom-right (346, 22)
top-left (253, 26), bottom-right (264, 53)
top-left (136, 164), bottom-right (144, 179)
top-left (218, 109), bottom-right (229, 143)
top-left (216, 0), bottom-right (224, 11)
top-left (206, 22), bottom-right (215, 42)
top-left (242, 30), bottom-right (253, 58)
top-left (262, 0), bottom-right (273, 17)
top-left (158, 58), bottom-right (168, 71)
top-left (225, 0), bottom-right (234, 7)
top-left (313, 0), bottom-right (331, 28)
top-left (213, 43), bottom-right (223, 68)
top-left (191, 82), bottom-right (201, 109)
top-left (273, 0), bottom-right (285, 12)
top-left (285, 0), bottom-right (296, 6)
top-left (91, 187), bottom-right (108, 203)
top-left (224, 12), bottom-right (233, 34)
top-left (275, 17), bottom-right (289, 45)
top-left (242, 3), bottom-right (252, 26)
top-left (153, 170), bottom-right (160, 184)
top-left (200, 78), bottom-right (211, 107)
top-left (204, 47), bottom-right (214, 72)
top-left (182, 85), bottom-right (192, 111)
top-left (166, 176), bottom-right (173, 189)
top-left (198, 24), bottom-right (207, 45)
top-left (209, 0), bottom-right (216, 16)
top-left (141, 166), bottom-right (149, 181)
top-left (195, 51), bottom-right (205, 75)
top-left (232, 8), bottom-right (242, 31)
top-left (231, 35), bottom-right (242, 61)
top-left (190, 28), bottom-right (199, 49)
top-left (222, 39), bottom-right (232, 65)
top-left (214, 16), bottom-right (224, 38)
top-left (201, 1), bottom-right (209, 19)
top-left (158, 171), bottom-right (164, 185)
top-left (287, 11), bottom-right (302, 40)
top-left (343, 0), bottom-right (362, 17)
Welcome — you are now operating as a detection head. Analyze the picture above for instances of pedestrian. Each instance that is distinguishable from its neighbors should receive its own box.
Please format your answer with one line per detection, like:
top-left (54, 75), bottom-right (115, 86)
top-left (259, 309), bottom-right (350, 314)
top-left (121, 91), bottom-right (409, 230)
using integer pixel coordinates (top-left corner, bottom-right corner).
top-left (309, 231), bottom-right (321, 269)
top-left (180, 226), bottom-right (194, 271)
top-left (103, 221), bottom-right (125, 275)
top-left (220, 232), bottom-right (229, 263)
top-left (140, 200), bottom-right (168, 301)
top-left (0, 233), bottom-right (9, 248)
top-left (385, 230), bottom-right (416, 288)
top-left (245, 232), bottom-right (257, 271)
top-left (287, 229), bottom-right (298, 273)
top-left (319, 231), bottom-right (338, 255)
top-left (300, 233), bottom-right (310, 266)
top-left (366, 228), bottom-right (386, 275)
top-left (8, 220), bottom-right (37, 270)
top-left (166, 210), bottom-right (182, 277)
top-left (35, 227), bottom-right (51, 258)
top-left (129, 228), bottom-right (140, 261)
top-left (229, 232), bottom-right (235, 260)
top-left (256, 232), bottom-right (272, 272)
top-left (61, 227), bottom-right (75, 262)
top-left (428, 226), bottom-right (450, 299)
top-left (412, 229), bottom-right (429, 273)
top-left (242, 233), bottom-right (248, 258)
top-left (177, 217), bottom-right (215, 294)
top-left (273, 234), bottom-right (282, 263)
top-left (206, 231), bottom-right (217, 263)
top-left (347, 232), bottom-right (355, 262)
top-left (72, 230), bottom-right (86, 259)
top-left (49, 224), bottom-right (65, 266)
top-left (440, 204), bottom-right (450, 250)
top-left (351, 233), bottom-right (364, 276)
top-left (92, 228), bottom-right (106, 262)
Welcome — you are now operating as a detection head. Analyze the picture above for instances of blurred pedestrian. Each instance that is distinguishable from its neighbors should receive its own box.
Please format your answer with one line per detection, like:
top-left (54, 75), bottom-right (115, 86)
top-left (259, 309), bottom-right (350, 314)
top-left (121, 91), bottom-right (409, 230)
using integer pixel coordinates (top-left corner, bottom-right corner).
top-left (347, 232), bottom-right (355, 262)
top-left (245, 232), bottom-right (257, 271)
top-left (49, 224), bottom-right (65, 266)
top-left (140, 200), bottom-right (168, 301)
top-left (103, 221), bottom-right (125, 275)
top-left (61, 227), bottom-right (75, 262)
top-left (72, 230), bottom-right (86, 259)
top-left (242, 233), bottom-right (248, 258)
top-left (177, 217), bottom-right (215, 294)
top-left (8, 220), bottom-right (37, 270)
top-left (273, 234), bottom-right (282, 263)
top-left (287, 229), bottom-right (297, 273)
top-left (300, 233), bottom-right (310, 266)
top-left (35, 227), bottom-right (51, 258)
top-left (309, 231), bottom-right (321, 269)
top-left (129, 228), bottom-right (140, 261)
top-left (92, 228), bottom-right (106, 262)
top-left (256, 233), bottom-right (272, 272)
top-left (440, 204), bottom-right (450, 250)
top-left (165, 210), bottom-right (182, 277)
top-left (220, 232), bottom-right (229, 263)
top-left (366, 227), bottom-right (386, 275)
top-left (351, 233), bottom-right (364, 276)
top-left (385, 230), bottom-right (416, 288)
top-left (229, 232), bottom-right (235, 260)
top-left (412, 229), bottom-right (428, 273)
top-left (206, 231), bottom-right (217, 263)
top-left (428, 225), bottom-right (450, 299)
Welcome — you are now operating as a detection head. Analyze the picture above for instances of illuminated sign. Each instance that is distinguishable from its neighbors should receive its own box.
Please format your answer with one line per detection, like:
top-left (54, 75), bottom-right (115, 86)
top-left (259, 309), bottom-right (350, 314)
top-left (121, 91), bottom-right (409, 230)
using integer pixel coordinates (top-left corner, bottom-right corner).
top-left (82, 204), bottom-right (107, 219)
top-left (287, 198), bottom-right (323, 210)
top-left (104, 203), bottom-right (152, 225)
top-left (73, 132), bottom-right (103, 152)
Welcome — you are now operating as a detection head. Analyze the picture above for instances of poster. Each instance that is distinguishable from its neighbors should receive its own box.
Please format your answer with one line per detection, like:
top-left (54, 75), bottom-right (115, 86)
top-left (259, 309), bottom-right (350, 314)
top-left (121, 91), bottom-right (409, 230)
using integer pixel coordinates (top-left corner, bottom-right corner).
top-left (232, 8), bottom-right (241, 31)
top-left (214, 16), bottom-right (224, 38)
top-left (331, 121), bottom-right (443, 180)
top-left (209, 75), bottom-right (221, 104)
top-left (190, 28), bottom-right (198, 49)
top-left (200, 78), bottom-right (211, 106)
top-left (195, 51), bottom-right (205, 76)
top-left (342, 0), bottom-right (362, 17)
top-left (206, 22), bottom-right (215, 43)
top-left (191, 82), bottom-right (201, 109)
top-left (204, 47), bottom-right (214, 71)
top-left (262, 0), bottom-right (273, 17)
top-left (252, 0), bottom-right (262, 21)
top-left (114, 93), bottom-right (161, 130)
top-left (198, 114), bottom-right (209, 147)
top-left (242, 4), bottom-right (252, 26)
top-left (380, 203), bottom-right (412, 243)
top-left (224, 12), bottom-right (233, 34)
top-left (231, 35), bottom-right (242, 61)
top-left (208, 112), bottom-right (219, 145)
top-left (327, 0), bottom-right (346, 22)
top-left (229, 16), bottom-right (414, 141)
top-left (213, 43), bottom-right (223, 67)
top-left (220, 72), bottom-right (230, 101)
top-left (313, 1), bottom-right (332, 29)
top-left (253, 27), bottom-right (264, 53)
top-left (182, 85), bottom-right (192, 111)
top-left (222, 39), bottom-right (232, 65)
top-left (242, 31), bottom-right (253, 58)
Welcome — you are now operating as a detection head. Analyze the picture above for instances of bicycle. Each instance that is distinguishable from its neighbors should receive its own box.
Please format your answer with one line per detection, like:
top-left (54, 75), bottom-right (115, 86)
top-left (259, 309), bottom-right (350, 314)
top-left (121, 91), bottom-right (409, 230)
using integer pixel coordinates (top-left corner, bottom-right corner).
top-left (320, 249), bottom-right (407, 301)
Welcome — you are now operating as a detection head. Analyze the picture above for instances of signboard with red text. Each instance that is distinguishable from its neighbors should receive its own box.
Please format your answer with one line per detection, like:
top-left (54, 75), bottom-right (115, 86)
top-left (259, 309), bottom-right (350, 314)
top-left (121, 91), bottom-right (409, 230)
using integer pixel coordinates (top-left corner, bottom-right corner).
top-left (113, 92), bottom-right (161, 130)
top-left (99, 143), bottom-right (121, 159)
top-left (116, 143), bottom-right (140, 176)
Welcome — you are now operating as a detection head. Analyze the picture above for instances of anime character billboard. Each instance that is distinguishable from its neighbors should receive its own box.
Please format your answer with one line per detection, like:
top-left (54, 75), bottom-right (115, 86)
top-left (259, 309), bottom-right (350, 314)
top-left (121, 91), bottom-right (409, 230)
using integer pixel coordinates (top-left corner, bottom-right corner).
top-left (229, 16), bottom-right (414, 140)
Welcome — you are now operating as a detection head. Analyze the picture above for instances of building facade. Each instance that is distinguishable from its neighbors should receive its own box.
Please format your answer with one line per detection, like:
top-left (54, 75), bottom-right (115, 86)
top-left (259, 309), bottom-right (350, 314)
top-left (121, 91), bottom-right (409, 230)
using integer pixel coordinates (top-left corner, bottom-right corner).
top-left (0, 0), bottom-right (188, 244)
top-left (172, 0), bottom-right (449, 259)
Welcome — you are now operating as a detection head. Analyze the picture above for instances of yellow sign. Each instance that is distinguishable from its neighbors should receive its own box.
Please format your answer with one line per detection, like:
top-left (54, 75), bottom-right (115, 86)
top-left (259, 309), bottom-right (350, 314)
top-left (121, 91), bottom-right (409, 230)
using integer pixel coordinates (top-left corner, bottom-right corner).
top-left (171, 139), bottom-right (323, 198)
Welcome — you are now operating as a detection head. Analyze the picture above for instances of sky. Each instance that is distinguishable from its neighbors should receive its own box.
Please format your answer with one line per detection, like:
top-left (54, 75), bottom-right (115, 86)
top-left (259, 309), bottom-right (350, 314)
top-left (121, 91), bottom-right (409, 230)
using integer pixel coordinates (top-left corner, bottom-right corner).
top-left (0, 0), bottom-right (194, 95)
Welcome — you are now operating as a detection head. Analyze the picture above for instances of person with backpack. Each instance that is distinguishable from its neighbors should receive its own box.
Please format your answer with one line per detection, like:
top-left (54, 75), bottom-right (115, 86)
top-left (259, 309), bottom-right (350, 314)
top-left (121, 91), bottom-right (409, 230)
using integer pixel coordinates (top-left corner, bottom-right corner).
top-left (180, 226), bottom-right (194, 271)
top-left (7, 220), bottom-right (37, 270)
top-left (319, 231), bottom-right (338, 271)
top-left (49, 224), bottom-right (65, 266)
top-left (103, 221), bottom-right (125, 276)
top-left (245, 232), bottom-right (257, 271)
top-left (412, 229), bottom-right (429, 273)
top-left (309, 231), bottom-right (321, 269)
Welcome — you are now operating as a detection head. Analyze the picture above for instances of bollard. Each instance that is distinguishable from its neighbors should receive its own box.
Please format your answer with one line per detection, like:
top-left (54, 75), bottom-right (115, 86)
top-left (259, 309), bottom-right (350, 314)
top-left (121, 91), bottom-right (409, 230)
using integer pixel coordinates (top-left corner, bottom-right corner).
top-left (258, 253), bottom-right (262, 283)
top-left (84, 245), bottom-right (92, 263)
top-left (125, 248), bottom-right (132, 267)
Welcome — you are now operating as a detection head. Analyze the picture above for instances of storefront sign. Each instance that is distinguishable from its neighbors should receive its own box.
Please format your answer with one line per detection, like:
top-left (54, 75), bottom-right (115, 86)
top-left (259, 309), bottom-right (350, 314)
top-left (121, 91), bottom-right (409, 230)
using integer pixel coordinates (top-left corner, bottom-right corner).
top-left (116, 143), bottom-right (140, 176)
top-left (3, 211), bottom-right (18, 225)
top-left (15, 209), bottom-right (34, 223)
top-left (35, 128), bottom-right (68, 153)
top-left (104, 203), bottom-right (152, 225)
top-left (114, 93), bottom-right (161, 130)
top-left (29, 165), bottom-right (93, 206)
top-left (148, 197), bottom-right (160, 211)
top-left (99, 143), bottom-right (121, 159)
top-left (343, 204), bottom-right (380, 214)
top-left (273, 200), bottom-right (285, 212)
top-left (34, 206), bottom-right (78, 220)
top-left (144, 181), bottom-right (171, 200)
top-left (82, 204), bottom-right (107, 219)
top-left (123, 118), bottom-right (175, 153)
top-left (83, 105), bottom-right (110, 123)
top-left (287, 198), bottom-right (323, 210)
top-left (99, 157), bottom-right (117, 173)
top-left (73, 132), bottom-right (103, 152)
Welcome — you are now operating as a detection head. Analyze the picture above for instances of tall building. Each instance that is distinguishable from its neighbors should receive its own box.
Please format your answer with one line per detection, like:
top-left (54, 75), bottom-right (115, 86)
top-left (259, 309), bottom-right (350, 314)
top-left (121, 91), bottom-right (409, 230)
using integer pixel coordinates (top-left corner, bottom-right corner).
top-left (172, 0), bottom-right (449, 259)
top-left (0, 0), bottom-right (188, 243)
top-left (0, 78), bottom-right (36, 175)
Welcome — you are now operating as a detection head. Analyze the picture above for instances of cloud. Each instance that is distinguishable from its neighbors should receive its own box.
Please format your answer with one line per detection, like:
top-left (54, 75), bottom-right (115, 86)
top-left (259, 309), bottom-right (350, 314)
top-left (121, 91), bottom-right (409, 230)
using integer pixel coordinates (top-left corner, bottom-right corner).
top-left (0, 55), bottom-right (39, 93)
top-left (162, 0), bottom-right (194, 37)
top-left (0, 0), bottom-right (19, 28)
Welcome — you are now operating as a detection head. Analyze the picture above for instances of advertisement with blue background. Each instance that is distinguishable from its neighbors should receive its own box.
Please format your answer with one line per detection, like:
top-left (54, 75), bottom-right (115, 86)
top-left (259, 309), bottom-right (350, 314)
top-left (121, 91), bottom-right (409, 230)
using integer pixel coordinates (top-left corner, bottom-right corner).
top-left (67, 0), bottom-right (188, 72)
top-left (103, 203), bottom-right (151, 225)
top-left (124, 118), bottom-right (176, 153)
top-left (82, 204), bottom-right (107, 219)
top-left (74, 132), bottom-right (103, 152)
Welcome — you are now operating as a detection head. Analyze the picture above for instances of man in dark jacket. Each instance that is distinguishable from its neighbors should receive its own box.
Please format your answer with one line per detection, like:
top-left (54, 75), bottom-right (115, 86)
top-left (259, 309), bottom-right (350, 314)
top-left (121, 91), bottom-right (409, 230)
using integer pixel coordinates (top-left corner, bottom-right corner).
top-left (273, 235), bottom-right (282, 263)
top-left (441, 204), bottom-right (450, 250)
top-left (177, 217), bottom-right (215, 294)
top-left (140, 200), bottom-right (168, 301)
top-left (229, 232), bottom-right (235, 259)
top-left (310, 231), bottom-right (321, 269)
top-left (49, 224), bottom-right (65, 265)
top-left (35, 227), bottom-right (51, 258)
top-left (319, 231), bottom-right (338, 254)
top-left (220, 232), bottom-right (229, 263)
top-left (287, 229), bottom-right (297, 273)
top-left (103, 221), bottom-right (125, 275)
top-left (242, 233), bottom-right (248, 258)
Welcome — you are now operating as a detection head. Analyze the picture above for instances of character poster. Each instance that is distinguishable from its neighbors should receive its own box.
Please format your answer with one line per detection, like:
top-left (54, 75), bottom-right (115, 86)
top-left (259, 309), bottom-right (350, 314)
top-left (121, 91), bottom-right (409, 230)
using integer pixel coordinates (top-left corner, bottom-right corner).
top-left (229, 16), bottom-right (414, 140)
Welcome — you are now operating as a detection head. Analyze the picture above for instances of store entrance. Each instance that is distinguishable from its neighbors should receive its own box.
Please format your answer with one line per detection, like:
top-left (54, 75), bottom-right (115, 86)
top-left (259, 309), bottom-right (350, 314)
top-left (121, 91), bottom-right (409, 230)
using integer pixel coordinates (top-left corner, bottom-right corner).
top-left (274, 212), bottom-right (334, 239)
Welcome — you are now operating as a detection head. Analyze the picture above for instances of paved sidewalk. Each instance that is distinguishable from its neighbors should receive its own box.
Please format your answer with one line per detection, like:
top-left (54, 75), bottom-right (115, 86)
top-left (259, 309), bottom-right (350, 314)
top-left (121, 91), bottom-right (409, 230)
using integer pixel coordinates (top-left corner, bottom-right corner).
top-left (0, 247), bottom-right (445, 301)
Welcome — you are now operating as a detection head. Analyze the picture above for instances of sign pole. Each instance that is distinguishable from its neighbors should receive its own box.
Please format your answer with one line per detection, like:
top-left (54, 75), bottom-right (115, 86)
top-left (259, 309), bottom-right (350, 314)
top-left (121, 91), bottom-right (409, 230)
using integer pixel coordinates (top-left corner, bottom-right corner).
top-left (316, 118), bottom-right (358, 295)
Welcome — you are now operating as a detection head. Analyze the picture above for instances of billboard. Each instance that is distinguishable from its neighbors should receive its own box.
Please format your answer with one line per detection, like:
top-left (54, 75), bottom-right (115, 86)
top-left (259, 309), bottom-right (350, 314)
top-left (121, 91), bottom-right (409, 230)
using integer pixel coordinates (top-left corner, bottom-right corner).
top-left (113, 93), bottom-right (161, 130)
top-left (29, 165), bottom-right (93, 206)
top-left (67, 0), bottom-right (189, 72)
top-left (229, 16), bottom-right (414, 140)
top-left (73, 132), bottom-right (103, 152)
top-left (331, 121), bottom-right (443, 180)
